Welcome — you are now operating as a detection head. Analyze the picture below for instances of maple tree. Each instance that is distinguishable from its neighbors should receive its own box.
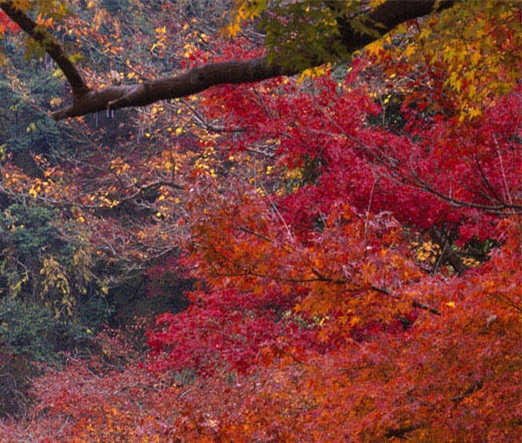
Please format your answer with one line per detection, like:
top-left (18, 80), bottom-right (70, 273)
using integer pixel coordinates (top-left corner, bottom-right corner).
top-left (0, 0), bottom-right (521, 442)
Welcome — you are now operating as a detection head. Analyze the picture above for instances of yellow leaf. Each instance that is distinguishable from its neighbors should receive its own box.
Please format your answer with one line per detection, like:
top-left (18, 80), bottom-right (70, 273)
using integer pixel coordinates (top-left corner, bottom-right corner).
top-left (350, 316), bottom-right (361, 326)
top-left (366, 40), bottom-right (384, 56)
top-left (419, 27), bottom-right (432, 41)
top-left (470, 51), bottom-right (482, 66)
top-left (403, 44), bottom-right (416, 58)
top-left (468, 107), bottom-right (482, 119)
top-left (297, 65), bottom-right (328, 84)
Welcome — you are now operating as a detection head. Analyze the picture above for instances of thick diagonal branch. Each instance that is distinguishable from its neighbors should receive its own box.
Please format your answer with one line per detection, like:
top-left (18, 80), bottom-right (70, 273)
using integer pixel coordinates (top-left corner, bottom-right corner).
top-left (50, 58), bottom-right (294, 120)
top-left (2, 0), bottom-right (457, 120)
top-left (0, 1), bottom-right (89, 97)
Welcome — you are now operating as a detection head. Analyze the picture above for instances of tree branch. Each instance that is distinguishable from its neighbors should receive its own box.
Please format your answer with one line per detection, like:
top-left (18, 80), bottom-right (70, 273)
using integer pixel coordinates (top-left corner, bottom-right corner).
top-left (2, 0), bottom-right (458, 120)
top-left (430, 226), bottom-right (467, 275)
top-left (51, 58), bottom-right (293, 120)
top-left (0, 1), bottom-right (89, 98)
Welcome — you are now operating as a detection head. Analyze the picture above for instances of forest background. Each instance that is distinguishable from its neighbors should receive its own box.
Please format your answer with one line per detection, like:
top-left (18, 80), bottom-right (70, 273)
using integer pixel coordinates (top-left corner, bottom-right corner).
top-left (0, 0), bottom-right (520, 442)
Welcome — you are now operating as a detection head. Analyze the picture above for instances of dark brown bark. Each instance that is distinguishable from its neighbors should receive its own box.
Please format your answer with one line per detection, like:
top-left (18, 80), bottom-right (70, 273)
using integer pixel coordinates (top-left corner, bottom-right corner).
top-left (50, 58), bottom-right (294, 120)
top-left (0, 1), bottom-right (89, 98)
top-left (430, 226), bottom-right (468, 275)
top-left (334, 0), bottom-right (456, 52)
top-left (0, 0), bottom-right (458, 120)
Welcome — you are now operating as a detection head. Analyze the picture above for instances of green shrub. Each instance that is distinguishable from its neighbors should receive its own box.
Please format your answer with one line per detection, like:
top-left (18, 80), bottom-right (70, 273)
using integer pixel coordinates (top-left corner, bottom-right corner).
top-left (0, 298), bottom-right (59, 362)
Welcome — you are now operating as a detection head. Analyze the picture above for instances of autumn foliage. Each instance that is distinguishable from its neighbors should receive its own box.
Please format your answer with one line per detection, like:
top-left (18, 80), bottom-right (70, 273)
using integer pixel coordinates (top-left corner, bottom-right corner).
top-left (0, 1), bottom-right (521, 442)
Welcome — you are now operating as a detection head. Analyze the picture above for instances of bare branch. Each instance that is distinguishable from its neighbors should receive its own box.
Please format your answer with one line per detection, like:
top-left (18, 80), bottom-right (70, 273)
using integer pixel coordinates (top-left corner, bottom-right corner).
top-left (51, 58), bottom-right (293, 120)
top-left (412, 300), bottom-right (441, 316)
